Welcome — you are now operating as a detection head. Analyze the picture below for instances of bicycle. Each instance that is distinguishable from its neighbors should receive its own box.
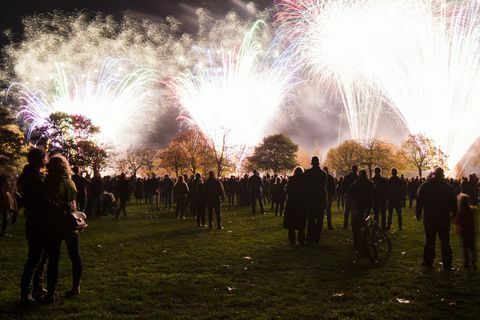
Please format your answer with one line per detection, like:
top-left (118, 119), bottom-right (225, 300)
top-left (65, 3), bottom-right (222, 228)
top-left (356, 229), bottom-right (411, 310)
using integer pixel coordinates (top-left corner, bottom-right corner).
top-left (361, 213), bottom-right (392, 264)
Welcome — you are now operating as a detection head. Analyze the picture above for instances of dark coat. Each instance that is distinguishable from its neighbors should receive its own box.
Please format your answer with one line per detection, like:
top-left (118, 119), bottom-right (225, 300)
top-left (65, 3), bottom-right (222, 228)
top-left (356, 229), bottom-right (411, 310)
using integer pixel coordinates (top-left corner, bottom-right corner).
top-left (387, 176), bottom-right (406, 205)
top-left (17, 165), bottom-right (47, 239)
top-left (272, 183), bottom-right (286, 202)
top-left (348, 178), bottom-right (374, 211)
top-left (303, 166), bottom-right (327, 209)
top-left (248, 175), bottom-right (263, 195)
top-left (342, 171), bottom-right (357, 194)
top-left (205, 178), bottom-right (225, 203)
top-left (283, 174), bottom-right (306, 230)
top-left (416, 178), bottom-right (457, 226)
top-left (372, 174), bottom-right (388, 201)
top-left (326, 173), bottom-right (336, 200)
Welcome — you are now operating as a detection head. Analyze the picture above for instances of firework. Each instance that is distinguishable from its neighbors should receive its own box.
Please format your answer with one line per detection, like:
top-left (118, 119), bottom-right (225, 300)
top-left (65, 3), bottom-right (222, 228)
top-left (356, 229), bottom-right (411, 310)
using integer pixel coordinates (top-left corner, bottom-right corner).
top-left (166, 21), bottom-right (297, 168)
top-left (277, 0), bottom-right (480, 171)
top-left (8, 58), bottom-right (158, 144)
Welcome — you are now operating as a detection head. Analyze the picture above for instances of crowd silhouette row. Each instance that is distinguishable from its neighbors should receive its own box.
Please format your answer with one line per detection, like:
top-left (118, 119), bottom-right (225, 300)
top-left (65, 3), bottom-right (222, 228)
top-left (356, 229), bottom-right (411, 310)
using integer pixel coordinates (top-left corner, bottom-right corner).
top-left (0, 148), bottom-right (477, 305)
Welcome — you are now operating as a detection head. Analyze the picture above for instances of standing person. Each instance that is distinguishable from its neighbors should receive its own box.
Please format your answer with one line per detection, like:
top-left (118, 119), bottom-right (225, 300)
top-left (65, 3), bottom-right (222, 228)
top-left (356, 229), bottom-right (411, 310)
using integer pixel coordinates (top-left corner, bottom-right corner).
top-left (272, 177), bottom-right (286, 216)
top-left (348, 169), bottom-right (374, 254)
top-left (283, 167), bottom-right (307, 246)
top-left (323, 167), bottom-right (335, 230)
top-left (416, 168), bottom-right (457, 270)
top-left (408, 177), bottom-right (419, 208)
top-left (90, 172), bottom-right (104, 217)
top-left (116, 173), bottom-right (130, 218)
top-left (163, 174), bottom-right (174, 210)
top-left (455, 194), bottom-right (477, 269)
top-left (336, 177), bottom-right (344, 210)
top-left (71, 166), bottom-right (88, 212)
top-left (18, 148), bottom-right (48, 304)
top-left (303, 156), bottom-right (327, 246)
top-left (195, 177), bottom-right (207, 227)
top-left (174, 175), bottom-right (189, 220)
top-left (0, 174), bottom-right (17, 237)
top-left (43, 154), bottom-right (78, 303)
top-left (342, 165), bottom-right (358, 229)
top-left (205, 171), bottom-right (225, 229)
top-left (249, 170), bottom-right (265, 215)
top-left (387, 168), bottom-right (406, 230)
top-left (262, 176), bottom-right (270, 205)
top-left (371, 167), bottom-right (388, 230)
top-left (134, 178), bottom-right (144, 204)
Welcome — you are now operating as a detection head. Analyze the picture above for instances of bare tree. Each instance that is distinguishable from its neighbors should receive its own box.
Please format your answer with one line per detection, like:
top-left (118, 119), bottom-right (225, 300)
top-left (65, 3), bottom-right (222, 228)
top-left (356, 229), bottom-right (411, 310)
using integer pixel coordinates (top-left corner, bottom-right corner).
top-left (401, 134), bottom-right (447, 177)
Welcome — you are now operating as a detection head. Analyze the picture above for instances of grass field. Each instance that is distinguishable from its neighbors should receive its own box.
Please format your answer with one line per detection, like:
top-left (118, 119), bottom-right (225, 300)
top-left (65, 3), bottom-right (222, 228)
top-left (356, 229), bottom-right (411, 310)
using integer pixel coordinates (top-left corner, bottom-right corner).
top-left (0, 202), bottom-right (479, 320)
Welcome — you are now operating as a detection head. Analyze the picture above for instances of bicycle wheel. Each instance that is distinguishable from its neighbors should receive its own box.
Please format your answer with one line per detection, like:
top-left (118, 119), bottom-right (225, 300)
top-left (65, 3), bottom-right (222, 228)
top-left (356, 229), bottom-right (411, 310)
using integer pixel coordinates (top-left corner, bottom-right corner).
top-left (376, 229), bottom-right (392, 253)
top-left (364, 230), bottom-right (378, 264)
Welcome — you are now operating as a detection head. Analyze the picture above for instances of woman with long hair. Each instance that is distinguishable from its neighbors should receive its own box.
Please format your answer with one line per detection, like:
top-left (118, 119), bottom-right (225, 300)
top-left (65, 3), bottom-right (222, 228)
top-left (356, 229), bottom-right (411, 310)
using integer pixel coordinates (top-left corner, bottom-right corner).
top-left (44, 154), bottom-right (82, 302)
top-left (283, 167), bottom-right (307, 246)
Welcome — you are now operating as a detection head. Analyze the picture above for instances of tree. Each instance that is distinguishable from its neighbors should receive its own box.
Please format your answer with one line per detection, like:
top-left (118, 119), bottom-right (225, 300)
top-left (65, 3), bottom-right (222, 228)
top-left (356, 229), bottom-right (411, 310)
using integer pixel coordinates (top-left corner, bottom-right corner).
top-left (124, 146), bottom-right (146, 177)
top-left (76, 141), bottom-right (109, 174)
top-left (141, 147), bottom-right (159, 175)
top-left (324, 140), bottom-right (365, 176)
top-left (174, 128), bottom-right (212, 175)
top-left (159, 141), bottom-right (188, 177)
top-left (361, 139), bottom-right (398, 177)
top-left (400, 134), bottom-right (448, 177)
top-left (0, 106), bottom-right (26, 170)
top-left (247, 134), bottom-right (298, 174)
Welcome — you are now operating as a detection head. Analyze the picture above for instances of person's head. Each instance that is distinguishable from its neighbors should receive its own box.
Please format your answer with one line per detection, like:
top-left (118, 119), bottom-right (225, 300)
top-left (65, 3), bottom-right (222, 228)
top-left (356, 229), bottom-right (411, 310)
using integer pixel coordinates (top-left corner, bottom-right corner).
top-left (209, 171), bottom-right (216, 179)
top-left (276, 177), bottom-right (281, 184)
top-left (253, 169), bottom-right (258, 176)
top-left (46, 154), bottom-right (71, 179)
top-left (352, 165), bottom-right (358, 173)
top-left (374, 167), bottom-right (382, 175)
top-left (72, 166), bottom-right (80, 175)
top-left (27, 147), bottom-right (47, 169)
top-left (293, 166), bottom-right (304, 177)
top-left (391, 168), bottom-right (398, 177)
top-left (323, 166), bottom-right (329, 173)
top-left (178, 175), bottom-right (184, 183)
top-left (434, 167), bottom-right (445, 179)
top-left (195, 173), bottom-right (201, 180)
top-left (358, 169), bottom-right (368, 179)
top-left (311, 156), bottom-right (320, 167)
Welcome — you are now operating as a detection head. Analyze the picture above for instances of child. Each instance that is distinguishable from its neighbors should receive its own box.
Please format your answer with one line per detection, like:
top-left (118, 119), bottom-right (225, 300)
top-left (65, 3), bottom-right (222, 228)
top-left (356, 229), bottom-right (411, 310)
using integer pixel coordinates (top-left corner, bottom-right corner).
top-left (455, 194), bottom-right (477, 269)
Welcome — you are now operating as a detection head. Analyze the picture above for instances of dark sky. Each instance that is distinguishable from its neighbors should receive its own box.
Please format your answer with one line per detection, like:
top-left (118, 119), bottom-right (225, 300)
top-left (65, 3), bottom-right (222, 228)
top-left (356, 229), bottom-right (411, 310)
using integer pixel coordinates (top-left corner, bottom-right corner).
top-left (0, 0), bottom-right (272, 46)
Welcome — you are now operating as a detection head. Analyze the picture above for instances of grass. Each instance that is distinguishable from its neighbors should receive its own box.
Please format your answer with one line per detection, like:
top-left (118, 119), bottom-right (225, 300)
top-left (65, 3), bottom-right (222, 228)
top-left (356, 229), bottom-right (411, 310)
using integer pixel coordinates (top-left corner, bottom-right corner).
top-left (0, 202), bottom-right (479, 320)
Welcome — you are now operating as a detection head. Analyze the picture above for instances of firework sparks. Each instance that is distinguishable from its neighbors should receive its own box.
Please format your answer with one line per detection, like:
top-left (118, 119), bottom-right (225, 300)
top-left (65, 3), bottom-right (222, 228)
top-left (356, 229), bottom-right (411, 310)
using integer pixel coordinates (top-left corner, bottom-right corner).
top-left (277, 0), bottom-right (480, 171)
top-left (8, 58), bottom-right (158, 144)
top-left (166, 21), bottom-right (297, 168)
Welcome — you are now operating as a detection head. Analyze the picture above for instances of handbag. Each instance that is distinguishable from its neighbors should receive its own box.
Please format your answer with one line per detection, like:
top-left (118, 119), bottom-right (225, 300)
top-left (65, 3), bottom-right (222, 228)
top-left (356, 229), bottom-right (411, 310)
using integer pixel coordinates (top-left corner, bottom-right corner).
top-left (67, 211), bottom-right (88, 232)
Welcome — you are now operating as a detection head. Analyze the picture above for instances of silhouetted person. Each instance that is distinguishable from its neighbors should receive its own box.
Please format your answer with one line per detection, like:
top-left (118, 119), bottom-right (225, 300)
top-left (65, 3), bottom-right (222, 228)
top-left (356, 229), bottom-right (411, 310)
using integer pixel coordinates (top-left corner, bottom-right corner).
top-left (336, 177), bottom-right (344, 209)
top-left (205, 171), bottom-right (225, 229)
top-left (455, 194), bottom-right (476, 269)
top-left (163, 174), bottom-right (174, 210)
top-left (416, 168), bottom-right (457, 270)
top-left (348, 169), bottom-right (374, 254)
top-left (303, 156), bottom-right (327, 245)
top-left (387, 168), bottom-right (406, 230)
top-left (18, 148), bottom-right (48, 304)
top-left (371, 167), bottom-right (388, 230)
top-left (174, 175), bottom-right (189, 219)
top-left (43, 155), bottom-right (78, 303)
top-left (90, 172), bottom-right (104, 217)
top-left (71, 166), bottom-right (88, 212)
top-left (262, 176), bottom-right (270, 205)
top-left (284, 167), bottom-right (306, 246)
top-left (116, 173), bottom-right (130, 218)
top-left (408, 177), bottom-right (420, 208)
top-left (272, 177), bottom-right (286, 216)
top-left (323, 167), bottom-right (335, 230)
top-left (195, 177), bottom-right (207, 227)
top-left (249, 170), bottom-right (265, 215)
top-left (342, 165), bottom-right (358, 229)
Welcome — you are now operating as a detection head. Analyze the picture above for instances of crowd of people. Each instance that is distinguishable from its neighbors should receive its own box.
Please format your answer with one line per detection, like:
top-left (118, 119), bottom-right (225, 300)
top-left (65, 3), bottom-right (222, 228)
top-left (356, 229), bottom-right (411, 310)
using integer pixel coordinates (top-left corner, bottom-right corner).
top-left (0, 147), bottom-right (478, 306)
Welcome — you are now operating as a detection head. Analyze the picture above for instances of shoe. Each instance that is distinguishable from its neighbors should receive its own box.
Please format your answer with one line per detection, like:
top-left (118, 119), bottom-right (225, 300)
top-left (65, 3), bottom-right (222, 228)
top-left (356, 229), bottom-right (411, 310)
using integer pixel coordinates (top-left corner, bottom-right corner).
top-left (32, 288), bottom-right (48, 299)
top-left (217, 226), bottom-right (224, 230)
top-left (20, 293), bottom-right (35, 306)
top-left (64, 287), bottom-right (80, 297)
